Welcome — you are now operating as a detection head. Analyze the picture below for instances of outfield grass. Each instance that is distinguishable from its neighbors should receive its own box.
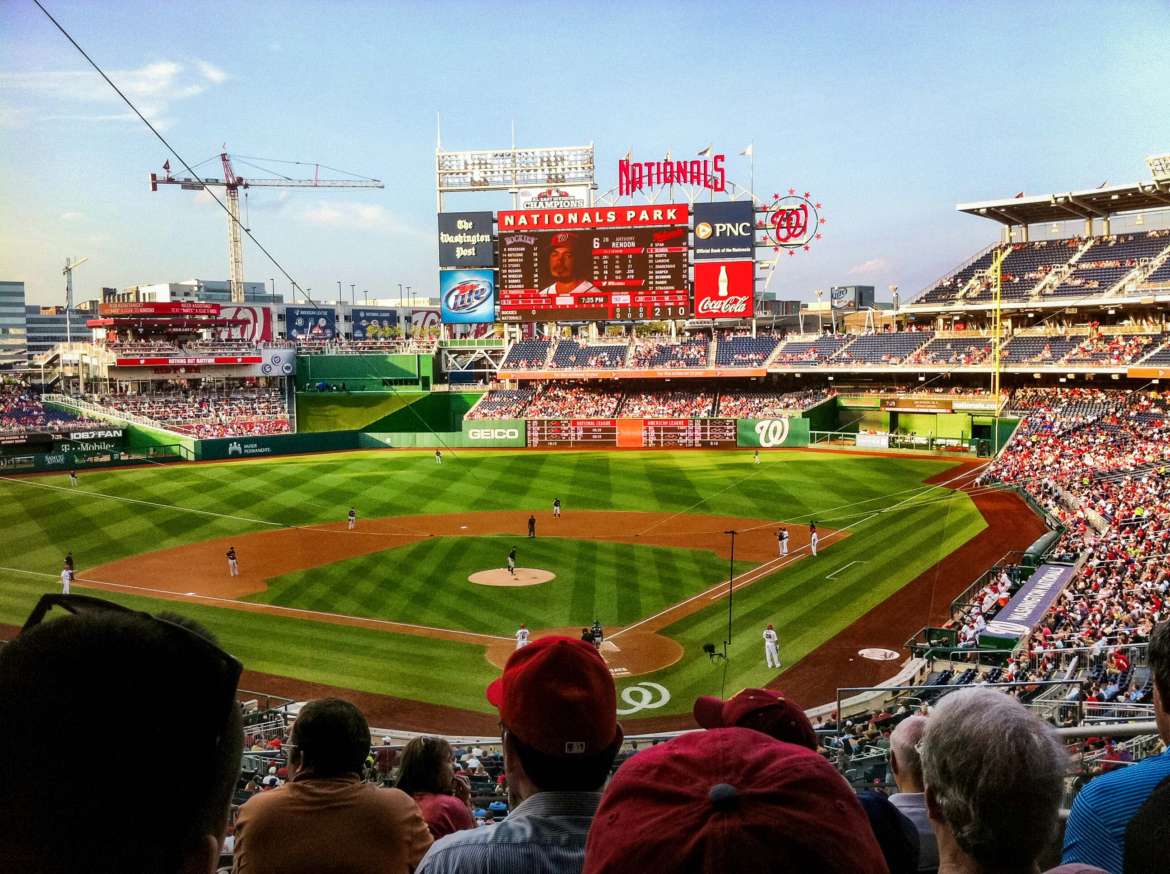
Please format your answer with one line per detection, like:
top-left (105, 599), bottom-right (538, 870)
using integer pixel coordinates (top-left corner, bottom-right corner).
top-left (0, 448), bottom-right (986, 718)
top-left (249, 535), bottom-right (754, 634)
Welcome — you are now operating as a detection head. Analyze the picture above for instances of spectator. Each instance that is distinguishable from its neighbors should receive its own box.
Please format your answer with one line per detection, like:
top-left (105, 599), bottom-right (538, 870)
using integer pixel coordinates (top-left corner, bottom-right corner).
top-left (919, 687), bottom-right (1066, 874)
top-left (233, 697), bottom-right (432, 873)
top-left (0, 594), bottom-right (244, 873)
top-left (1063, 619), bottom-right (1170, 873)
top-left (691, 687), bottom-right (818, 749)
top-left (580, 727), bottom-right (888, 873)
top-left (395, 736), bottom-right (476, 840)
top-left (417, 636), bottom-right (623, 874)
top-left (888, 715), bottom-right (939, 873)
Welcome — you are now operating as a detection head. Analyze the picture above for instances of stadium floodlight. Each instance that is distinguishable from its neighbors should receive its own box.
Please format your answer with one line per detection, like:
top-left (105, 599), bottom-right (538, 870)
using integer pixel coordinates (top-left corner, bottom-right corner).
top-left (436, 144), bottom-right (595, 206)
top-left (1146, 153), bottom-right (1170, 182)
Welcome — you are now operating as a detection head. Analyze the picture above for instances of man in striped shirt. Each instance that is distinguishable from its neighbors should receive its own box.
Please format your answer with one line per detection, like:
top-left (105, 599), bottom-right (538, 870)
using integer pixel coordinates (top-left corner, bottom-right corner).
top-left (1062, 619), bottom-right (1170, 874)
top-left (417, 636), bottom-right (623, 874)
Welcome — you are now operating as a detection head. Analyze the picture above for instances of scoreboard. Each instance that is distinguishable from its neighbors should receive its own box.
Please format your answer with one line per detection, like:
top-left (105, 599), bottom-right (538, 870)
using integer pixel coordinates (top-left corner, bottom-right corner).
top-left (497, 205), bottom-right (690, 322)
top-left (527, 419), bottom-right (617, 447)
top-left (642, 418), bottom-right (737, 447)
top-left (525, 418), bottom-right (737, 448)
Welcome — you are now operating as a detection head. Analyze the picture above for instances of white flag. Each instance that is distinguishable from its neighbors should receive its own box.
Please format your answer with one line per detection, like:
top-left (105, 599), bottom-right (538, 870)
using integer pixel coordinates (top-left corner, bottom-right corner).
top-left (740, 144), bottom-right (753, 157)
top-left (697, 144), bottom-right (712, 157)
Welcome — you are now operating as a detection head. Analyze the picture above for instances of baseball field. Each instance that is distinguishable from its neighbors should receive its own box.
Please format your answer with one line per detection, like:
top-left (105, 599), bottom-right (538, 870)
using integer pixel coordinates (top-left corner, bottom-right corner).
top-left (0, 447), bottom-right (1044, 732)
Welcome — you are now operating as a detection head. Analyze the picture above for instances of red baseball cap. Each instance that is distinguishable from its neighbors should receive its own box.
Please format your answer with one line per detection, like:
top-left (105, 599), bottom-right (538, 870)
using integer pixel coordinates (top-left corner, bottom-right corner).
top-left (486, 636), bottom-right (620, 758)
top-left (549, 231), bottom-right (579, 249)
top-left (582, 728), bottom-right (887, 874)
top-left (693, 688), bottom-right (818, 751)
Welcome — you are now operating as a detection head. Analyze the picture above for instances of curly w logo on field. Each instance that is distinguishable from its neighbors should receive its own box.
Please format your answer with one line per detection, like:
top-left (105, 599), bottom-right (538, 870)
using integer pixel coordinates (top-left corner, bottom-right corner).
top-left (616, 682), bottom-right (671, 715)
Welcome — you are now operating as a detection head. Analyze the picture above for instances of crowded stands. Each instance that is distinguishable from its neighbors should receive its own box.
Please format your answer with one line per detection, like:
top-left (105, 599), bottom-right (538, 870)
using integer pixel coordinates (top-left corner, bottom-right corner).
top-left (717, 387), bottom-right (835, 418)
top-left (0, 381), bottom-right (103, 433)
top-left (522, 382), bottom-right (624, 418)
top-left (619, 389), bottom-right (715, 418)
top-left (83, 385), bottom-right (291, 438)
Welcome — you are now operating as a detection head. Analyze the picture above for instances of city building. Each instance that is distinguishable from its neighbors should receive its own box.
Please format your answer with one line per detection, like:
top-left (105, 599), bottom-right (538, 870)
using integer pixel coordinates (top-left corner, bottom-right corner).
top-left (24, 305), bottom-right (95, 357)
top-left (0, 281), bottom-right (28, 369)
top-left (114, 279), bottom-right (283, 304)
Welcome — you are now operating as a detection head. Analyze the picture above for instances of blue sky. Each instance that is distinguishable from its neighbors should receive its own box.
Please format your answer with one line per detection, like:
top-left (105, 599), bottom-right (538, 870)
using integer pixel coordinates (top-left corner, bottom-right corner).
top-left (2, 0), bottom-right (1168, 307)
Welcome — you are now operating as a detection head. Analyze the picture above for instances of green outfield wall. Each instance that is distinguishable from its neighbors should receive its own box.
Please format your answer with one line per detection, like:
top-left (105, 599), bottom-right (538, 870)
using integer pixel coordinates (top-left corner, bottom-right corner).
top-left (736, 418), bottom-right (811, 448)
top-left (196, 430), bottom-right (358, 460)
top-left (295, 353), bottom-right (436, 391)
top-left (364, 392), bottom-right (483, 433)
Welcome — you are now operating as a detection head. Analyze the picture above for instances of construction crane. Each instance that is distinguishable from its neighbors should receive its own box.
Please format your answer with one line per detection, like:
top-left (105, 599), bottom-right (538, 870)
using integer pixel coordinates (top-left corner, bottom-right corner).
top-left (150, 151), bottom-right (384, 302)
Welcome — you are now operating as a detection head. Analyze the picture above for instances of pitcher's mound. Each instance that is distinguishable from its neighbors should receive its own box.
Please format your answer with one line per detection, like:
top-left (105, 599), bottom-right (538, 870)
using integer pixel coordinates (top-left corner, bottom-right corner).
top-left (469, 568), bottom-right (556, 587)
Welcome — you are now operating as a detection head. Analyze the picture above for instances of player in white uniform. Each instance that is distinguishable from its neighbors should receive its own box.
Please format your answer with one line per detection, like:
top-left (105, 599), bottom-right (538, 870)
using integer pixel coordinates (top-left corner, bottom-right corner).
top-left (60, 565), bottom-right (73, 595)
top-left (227, 546), bottom-right (239, 577)
top-left (777, 527), bottom-right (789, 557)
top-left (347, 507), bottom-right (357, 530)
top-left (553, 498), bottom-right (561, 519)
top-left (435, 449), bottom-right (442, 465)
top-left (763, 623), bottom-right (780, 669)
top-left (515, 624), bottom-right (530, 650)
top-left (809, 523), bottom-right (819, 557)
top-left (754, 450), bottom-right (760, 465)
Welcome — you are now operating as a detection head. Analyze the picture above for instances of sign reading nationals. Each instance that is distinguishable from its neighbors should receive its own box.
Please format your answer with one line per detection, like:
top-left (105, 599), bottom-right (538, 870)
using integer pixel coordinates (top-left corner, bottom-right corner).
top-left (498, 205), bottom-right (689, 231)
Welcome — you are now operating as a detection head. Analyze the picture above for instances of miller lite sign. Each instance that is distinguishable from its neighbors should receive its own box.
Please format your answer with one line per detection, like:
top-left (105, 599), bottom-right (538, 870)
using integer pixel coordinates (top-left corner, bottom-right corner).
top-left (693, 201), bottom-right (755, 261)
top-left (439, 269), bottom-right (496, 324)
top-left (693, 261), bottom-right (754, 318)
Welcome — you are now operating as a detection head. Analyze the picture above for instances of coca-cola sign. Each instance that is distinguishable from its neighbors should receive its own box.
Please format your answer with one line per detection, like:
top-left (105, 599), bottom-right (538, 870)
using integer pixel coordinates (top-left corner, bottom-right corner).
top-left (693, 260), bottom-right (754, 319)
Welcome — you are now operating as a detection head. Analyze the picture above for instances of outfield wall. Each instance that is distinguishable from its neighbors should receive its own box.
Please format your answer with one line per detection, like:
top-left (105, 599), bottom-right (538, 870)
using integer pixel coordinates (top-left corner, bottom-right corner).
top-left (295, 353), bottom-right (436, 391)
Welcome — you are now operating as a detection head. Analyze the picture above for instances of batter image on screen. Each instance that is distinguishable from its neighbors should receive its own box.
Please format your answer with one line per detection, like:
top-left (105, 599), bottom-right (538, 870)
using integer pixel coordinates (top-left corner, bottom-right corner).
top-left (540, 232), bottom-right (598, 297)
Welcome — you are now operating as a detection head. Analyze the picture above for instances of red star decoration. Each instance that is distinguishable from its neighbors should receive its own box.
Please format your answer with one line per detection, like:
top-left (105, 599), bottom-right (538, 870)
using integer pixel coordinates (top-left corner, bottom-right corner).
top-left (788, 250), bottom-right (796, 256)
top-left (772, 246), bottom-right (780, 252)
top-left (772, 193), bottom-right (780, 200)
top-left (815, 203), bottom-right (822, 209)
top-left (815, 233), bottom-right (822, 240)
top-left (788, 188), bottom-right (796, 195)
top-left (820, 219), bottom-right (827, 224)
top-left (803, 244), bottom-right (810, 251)
top-left (802, 192), bottom-right (809, 199)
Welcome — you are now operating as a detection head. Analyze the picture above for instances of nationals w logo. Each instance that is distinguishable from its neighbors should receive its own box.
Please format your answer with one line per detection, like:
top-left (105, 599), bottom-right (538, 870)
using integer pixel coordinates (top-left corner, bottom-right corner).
top-left (754, 419), bottom-right (791, 448)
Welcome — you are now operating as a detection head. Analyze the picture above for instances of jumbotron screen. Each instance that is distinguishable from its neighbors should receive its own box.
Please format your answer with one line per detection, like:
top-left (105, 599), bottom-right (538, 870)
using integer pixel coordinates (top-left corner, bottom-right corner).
top-left (497, 205), bottom-right (690, 322)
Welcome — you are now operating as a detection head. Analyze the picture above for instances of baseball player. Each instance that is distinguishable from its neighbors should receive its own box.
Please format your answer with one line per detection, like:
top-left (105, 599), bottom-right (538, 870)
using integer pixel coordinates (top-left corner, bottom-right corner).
top-left (777, 527), bottom-right (789, 557)
top-left (591, 619), bottom-right (604, 649)
top-left (64, 551), bottom-right (74, 571)
top-left (515, 623), bottom-right (530, 650)
top-left (60, 564), bottom-right (73, 595)
top-left (347, 507), bottom-right (357, 530)
top-left (763, 623), bottom-right (780, 669)
top-left (809, 523), bottom-right (819, 557)
top-left (553, 498), bottom-right (561, 519)
top-left (227, 546), bottom-right (239, 577)
top-left (68, 469), bottom-right (78, 487)
top-left (754, 450), bottom-right (760, 465)
top-left (434, 449), bottom-right (442, 465)
top-left (528, 515), bottom-right (536, 538)
top-left (507, 547), bottom-right (517, 576)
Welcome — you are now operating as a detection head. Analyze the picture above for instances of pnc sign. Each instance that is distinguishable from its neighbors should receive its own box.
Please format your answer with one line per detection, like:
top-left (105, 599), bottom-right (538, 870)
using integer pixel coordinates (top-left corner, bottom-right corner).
top-left (693, 201), bottom-right (755, 261)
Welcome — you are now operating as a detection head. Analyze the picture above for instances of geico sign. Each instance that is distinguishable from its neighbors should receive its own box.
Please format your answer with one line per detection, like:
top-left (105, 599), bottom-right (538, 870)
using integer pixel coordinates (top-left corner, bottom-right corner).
top-left (468, 428), bottom-right (519, 440)
top-left (754, 419), bottom-right (790, 448)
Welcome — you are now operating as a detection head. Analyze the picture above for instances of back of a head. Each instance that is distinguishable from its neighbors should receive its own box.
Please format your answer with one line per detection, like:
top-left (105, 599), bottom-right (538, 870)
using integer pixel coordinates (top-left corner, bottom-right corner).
top-left (920, 687), bottom-right (1066, 870)
top-left (291, 698), bottom-right (371, 778)
top-left (395, 735), bottom-right (452, 796)
top-left (582, 727), bottom-right (888, 874)
top-left (889, 715), bottom-right (927, 789)
top-left (0, 610), bottom-right (242, 873)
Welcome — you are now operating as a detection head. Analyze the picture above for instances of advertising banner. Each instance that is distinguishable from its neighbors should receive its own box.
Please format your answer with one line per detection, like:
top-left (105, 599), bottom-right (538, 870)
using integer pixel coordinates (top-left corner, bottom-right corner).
top-left (220, 305), bottom-right (274, 342)
top-left (99, 301), bottom-right (221, 317)
top-left (286, 307), bottom-right (337, 340)
top-left (437, 211), bottom-right (495, 268)
top-left (518, 186), bottom-right (590, 209)
top-left (983, 563), bottom-right (1077, 639)
top-left (440, 269), bottom-right (497, 324)
top-left (693, 261), bottom-right (754, 318)
top-left (461, 418), bottom-right (526, 447)
top-left (736, 417), bottom-right (811, 448)
top-left (352, 308), bottom-right (399, 340)
top-left (498, 204), bottom-right (689, 231)
top-left (879, 398), bottom-right (954, 413)
top-left (693, 201), bottom-right (755, 261)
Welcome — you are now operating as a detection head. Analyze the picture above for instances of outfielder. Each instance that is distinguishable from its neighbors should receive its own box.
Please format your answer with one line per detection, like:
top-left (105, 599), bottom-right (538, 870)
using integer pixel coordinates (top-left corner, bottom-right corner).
top-left (68, 469), bottom-right (78, 487)
top-left (809, 523), bottom-right (819, 557)
top-left (553, 498), bottom-right (561, 519)
top-left (507, 547), bottom-right (517, 576)
top-left (227, 546), bottom-right (239, 577)
top-left (763, 623), bottom-right (780, 669)
top-left (515, 623), bottom-right (530, 650)
top-left (777, 527), bottom-right (789, 557)
top-left (754, 450), bottom-right (760, 465)
top-left (434, 449), bottom-right (442, 465)
top-left (347, 507), bottom-right (357, 530)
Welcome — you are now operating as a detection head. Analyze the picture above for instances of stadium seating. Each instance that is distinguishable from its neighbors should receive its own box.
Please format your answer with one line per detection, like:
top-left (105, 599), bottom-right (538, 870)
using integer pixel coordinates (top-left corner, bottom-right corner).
top-left (523, 383), bottom-right (623, 418)
top-left (714, 334), bottom-right (779, 366)
top-left (82, 386), bottom-right (291, 438)
top-left (772, 335), bottom-right (852, 366)
top-left (917, 246), bottom-right (1002, 305)
top-left (829, 331), bottom-right (934, 365)
top-left (717, 388), bottom-right (834, 418)
top-left (464, 388), bottom-right (536, 420)
top-left (501, 339), bottom-right (552, 369)
top-left (548, 340), bottom-right (628, 369)
top-left (1062, 333), bottom-right (1160, 365)
top-left (908, 337), bottom-right (993, 366)
top-left (0, 382), bottom-right (101, 434)
top-left (1049, 232), bottom-right (1170, 298)
top-left (1000, 335), bottom-right (1081, 364)
top-left (619, 389), bottom-right (715, 418)
top-left (629, 337), bottom-right (710, 368)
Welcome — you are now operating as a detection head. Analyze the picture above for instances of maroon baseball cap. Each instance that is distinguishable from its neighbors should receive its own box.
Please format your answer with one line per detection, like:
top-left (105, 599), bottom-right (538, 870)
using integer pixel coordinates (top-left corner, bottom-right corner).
top-left (549, 231), bottom-right (579, 249)
top-left (486, 636), bottom-right (620, 758)
top-left (693, 688), bottom-right (818, 750)
top-left (582, 727), bottom-right (887, 874)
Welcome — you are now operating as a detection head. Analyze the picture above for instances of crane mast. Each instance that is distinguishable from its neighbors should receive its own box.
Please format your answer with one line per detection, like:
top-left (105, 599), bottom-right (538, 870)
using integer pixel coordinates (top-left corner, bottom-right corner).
top-left (150, 150), bottom-right (384, 303)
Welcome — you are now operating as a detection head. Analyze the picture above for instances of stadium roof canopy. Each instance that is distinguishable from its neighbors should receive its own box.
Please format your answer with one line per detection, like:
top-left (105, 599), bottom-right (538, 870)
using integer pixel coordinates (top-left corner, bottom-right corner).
top-left (957, 179), bottom-right (1170, 227)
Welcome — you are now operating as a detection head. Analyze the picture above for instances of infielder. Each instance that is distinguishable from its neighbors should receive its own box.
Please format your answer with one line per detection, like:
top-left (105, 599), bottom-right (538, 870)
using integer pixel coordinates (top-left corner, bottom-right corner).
top-left (528, 515), bottom-right (536, 538)
top-left (227, 546), bottom-right (239, 577)
top-left (507, 547), bottom-right (517, 576)
top-left (553, 498), bottom-right (561, 519)
top-left (809, 523), bottom-right (819, 557)
top-left (515, 623), bottom-right (530, 650)
top-left (763, 623), bottom-right (780, 669)
top-left (347, 507), bottom-right (357, 530)
top-left (60, 565), bottom-right (73, 595)
top-left (777, 527), bottom-right (789, 557)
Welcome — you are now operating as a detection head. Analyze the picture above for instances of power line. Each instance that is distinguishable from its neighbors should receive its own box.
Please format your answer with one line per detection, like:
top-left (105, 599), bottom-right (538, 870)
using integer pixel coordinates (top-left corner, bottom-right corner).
top-left (31, 0), bottom-right (316, 305)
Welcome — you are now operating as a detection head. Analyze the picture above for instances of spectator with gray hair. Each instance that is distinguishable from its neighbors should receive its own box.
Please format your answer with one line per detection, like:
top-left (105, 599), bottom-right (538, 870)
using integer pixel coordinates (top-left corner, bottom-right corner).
top-left (919, 687), bottom-right (1068, 874)
top-left (889, 715), bottom-right (938, 873)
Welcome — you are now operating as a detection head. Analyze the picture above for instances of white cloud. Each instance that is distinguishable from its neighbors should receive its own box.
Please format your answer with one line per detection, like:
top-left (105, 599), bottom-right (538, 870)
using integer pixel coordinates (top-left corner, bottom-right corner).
top-left (0, 58), bottom-right (226, 128)
top-left (60, 211), bottom-right (85, 222)
top-left (848, 257), bottom-right (890, 276)
top-left (296, 201), bottom-right (429, 240)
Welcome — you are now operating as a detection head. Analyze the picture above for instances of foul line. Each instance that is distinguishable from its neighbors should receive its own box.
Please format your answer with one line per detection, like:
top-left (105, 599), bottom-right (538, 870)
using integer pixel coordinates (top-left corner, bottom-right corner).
top-left (825, 560), bottom-right (864, 579)
top-left (0, 566), bottom-right (511, 644)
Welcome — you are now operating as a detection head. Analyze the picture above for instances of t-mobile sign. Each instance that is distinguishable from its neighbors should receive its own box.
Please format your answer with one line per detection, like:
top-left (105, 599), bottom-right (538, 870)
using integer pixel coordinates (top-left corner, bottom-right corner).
top-left (693, 260), bottom-right (754, 318)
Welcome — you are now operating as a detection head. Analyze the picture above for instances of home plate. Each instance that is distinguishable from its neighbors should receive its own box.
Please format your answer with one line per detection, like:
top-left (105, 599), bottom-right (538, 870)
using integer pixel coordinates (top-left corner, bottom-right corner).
top-left (460, 525), bottom-right (468, 529)
top-left (600, 640), bottom-right (620, 654)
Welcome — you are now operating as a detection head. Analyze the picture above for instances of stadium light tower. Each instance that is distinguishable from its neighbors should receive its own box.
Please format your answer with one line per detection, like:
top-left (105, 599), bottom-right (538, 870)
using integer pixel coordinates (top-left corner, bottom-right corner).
top-left (62, 256), bottom-right (88, 346)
